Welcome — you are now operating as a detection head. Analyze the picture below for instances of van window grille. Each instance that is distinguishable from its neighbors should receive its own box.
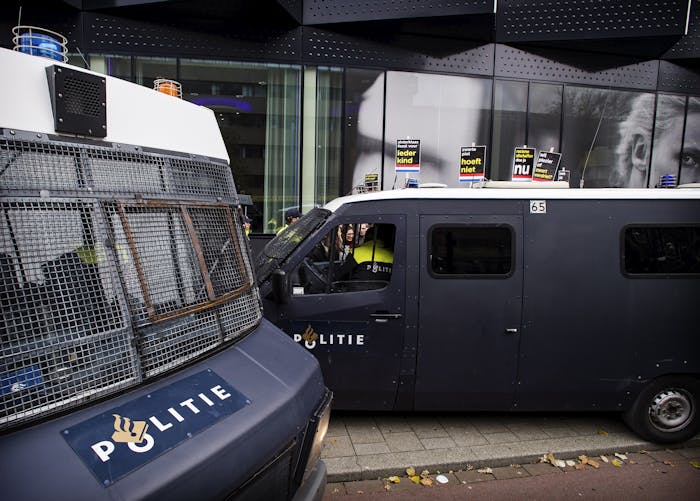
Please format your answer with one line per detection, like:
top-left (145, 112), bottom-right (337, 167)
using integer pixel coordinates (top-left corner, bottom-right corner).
top-left (0, 136), bottom-right (260, 429)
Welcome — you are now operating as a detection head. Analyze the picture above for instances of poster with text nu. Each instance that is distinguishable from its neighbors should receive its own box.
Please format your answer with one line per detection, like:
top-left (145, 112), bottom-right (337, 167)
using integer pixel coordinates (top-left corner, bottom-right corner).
top-left (533, 150), bottom-right (561, 182)
top-left (512, 147), bottom-right (535, 181)
top-left (459, 146), bottom-right (486, 183)
top-left (395, 139), bottom-right (421, 173)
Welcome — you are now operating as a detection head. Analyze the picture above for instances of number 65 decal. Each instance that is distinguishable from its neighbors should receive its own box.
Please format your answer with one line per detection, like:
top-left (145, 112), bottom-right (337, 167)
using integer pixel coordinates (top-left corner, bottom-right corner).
top-left (530, 200), bottom-right (546, 214)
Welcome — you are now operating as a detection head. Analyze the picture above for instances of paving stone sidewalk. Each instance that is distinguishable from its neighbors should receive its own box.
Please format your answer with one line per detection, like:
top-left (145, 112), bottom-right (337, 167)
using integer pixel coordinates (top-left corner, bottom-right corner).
top-left (321, 411), bottom-right (700, 483)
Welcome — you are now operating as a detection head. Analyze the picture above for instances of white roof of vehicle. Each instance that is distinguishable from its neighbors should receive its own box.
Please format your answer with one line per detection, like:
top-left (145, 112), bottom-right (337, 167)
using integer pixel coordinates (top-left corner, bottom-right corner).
top-left (324, 183), bottom-right (700, 212)
top-left (0, 48), bottom-right (229, 162)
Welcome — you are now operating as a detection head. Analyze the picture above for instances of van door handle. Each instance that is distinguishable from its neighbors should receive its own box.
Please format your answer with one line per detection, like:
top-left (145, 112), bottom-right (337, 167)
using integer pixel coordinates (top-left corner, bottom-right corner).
top-left (370, 313), bottom-right (402, 323)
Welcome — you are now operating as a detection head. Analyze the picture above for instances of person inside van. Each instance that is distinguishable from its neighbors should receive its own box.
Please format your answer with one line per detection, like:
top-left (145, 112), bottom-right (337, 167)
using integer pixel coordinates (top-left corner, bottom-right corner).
top-left (345, 223), bottom-right (394, 282)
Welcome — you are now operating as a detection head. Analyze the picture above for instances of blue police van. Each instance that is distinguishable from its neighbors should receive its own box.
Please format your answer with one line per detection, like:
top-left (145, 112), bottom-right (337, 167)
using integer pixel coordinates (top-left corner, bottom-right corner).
top-left (0, 45), bottom-right (330, 500)
top-left (258, 182), bottom-right (700, 444)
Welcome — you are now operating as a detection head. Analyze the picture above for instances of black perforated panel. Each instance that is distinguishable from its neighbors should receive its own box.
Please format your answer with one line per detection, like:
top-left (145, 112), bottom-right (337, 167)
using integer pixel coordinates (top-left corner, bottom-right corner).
top-left (82, 13), bottom-right (301, 61)
top-left (303, 28), bottom-right (494, 75)
top-left (497, 0), bottom-right (689, 42)
top-left (658, 60), bottom-right (700, 94)
top-left (276, 0), bottom-right (303, 23)
top-left (664, 0), bottom-right (700, 59)
top-left (495, 45), bottom-right (659, 90)
top-left (303, 0), bottom-right (494, 24)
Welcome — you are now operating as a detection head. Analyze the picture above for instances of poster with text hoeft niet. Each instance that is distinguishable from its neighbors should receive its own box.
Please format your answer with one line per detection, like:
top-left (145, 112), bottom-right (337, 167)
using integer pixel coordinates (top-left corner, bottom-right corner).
top-left (395, 139), bottom-right (421, 173)
top-left (532, 150), bottom-right (562, 182)
top-left (512, 147), bottom-right (535, 181)
top-left (459, 146), bottom-right (486, 183)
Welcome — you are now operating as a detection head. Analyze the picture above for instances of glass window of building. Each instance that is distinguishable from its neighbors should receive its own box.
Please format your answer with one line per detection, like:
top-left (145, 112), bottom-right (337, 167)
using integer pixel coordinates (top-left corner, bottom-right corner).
top-left (649, 94), bottom-right (686, 187)
top-left (179, 59), bottom-right (301, 234)
top-left (382, 72), bottom-right (492, 188)
top-left (492, 80), bottom-right (527, 181)
top-left (134, 56), bottom-right (177, 87)
top-left (88, 54), bottom-right (132, 81)
top-left (679, 96), bottom-right (700, 185)
top-left (302, 66), bottom-right (343, 211)
top-left (344, 69), bottom-right (385, 194)
top-left (527, 83), bottom-right (563, 156)
top-left (562, 86), bottom-right (655, 188)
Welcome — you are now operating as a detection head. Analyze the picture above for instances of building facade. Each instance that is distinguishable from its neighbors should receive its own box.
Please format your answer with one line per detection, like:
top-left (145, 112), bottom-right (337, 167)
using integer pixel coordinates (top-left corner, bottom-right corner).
top-left (2, 0), bottom-right (699, 234)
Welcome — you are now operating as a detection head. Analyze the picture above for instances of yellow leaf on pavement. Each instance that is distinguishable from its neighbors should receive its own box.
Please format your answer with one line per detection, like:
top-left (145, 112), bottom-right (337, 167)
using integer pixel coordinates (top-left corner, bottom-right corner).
top-left (611, 459), bottom-right (623, 467)
top-left (406, 467), bottom-right (416, 477)
top-left (410, 475), bottom-right (420, 484)
top-left (387, 476), bottom-right (400, 484)
top-left (420, 477), bottom-right (434, 487)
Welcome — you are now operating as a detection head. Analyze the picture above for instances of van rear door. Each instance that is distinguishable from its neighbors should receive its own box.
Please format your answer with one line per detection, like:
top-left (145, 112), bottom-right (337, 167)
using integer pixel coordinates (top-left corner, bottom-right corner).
top-left (415, 213), bottom-right (523, 410)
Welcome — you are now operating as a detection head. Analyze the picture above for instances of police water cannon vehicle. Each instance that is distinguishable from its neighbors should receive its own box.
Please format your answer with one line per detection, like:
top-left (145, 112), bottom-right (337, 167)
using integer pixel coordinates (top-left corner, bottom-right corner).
top-left (0, 37), bottom-right (330, 501)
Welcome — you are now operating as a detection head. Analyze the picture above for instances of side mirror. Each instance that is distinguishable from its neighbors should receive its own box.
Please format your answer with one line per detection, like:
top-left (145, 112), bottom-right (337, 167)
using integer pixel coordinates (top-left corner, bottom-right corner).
top-left (271, 269), bottom-right (289, 304)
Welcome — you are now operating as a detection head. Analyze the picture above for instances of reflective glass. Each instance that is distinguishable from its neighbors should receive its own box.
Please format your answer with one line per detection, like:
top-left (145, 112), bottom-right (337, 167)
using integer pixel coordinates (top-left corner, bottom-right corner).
top-left (493, 80), bottom-right (527, 181)
top-left (382, 72), bottom-right (492, 188)
top-left (180, 59), bottom-right (301, 234)
top-left (562, 87), bottom-right (655, 188)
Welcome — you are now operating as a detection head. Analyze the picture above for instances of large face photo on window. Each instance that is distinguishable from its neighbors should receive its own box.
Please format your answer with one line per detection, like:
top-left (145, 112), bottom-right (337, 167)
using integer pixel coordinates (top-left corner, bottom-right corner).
top-left (292, 223), bottom-right (395, 294)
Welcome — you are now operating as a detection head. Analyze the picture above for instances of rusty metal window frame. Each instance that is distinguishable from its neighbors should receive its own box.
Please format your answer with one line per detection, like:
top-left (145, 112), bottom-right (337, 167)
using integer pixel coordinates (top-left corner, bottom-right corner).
top-left (115, 200), bottom-right (253, 323)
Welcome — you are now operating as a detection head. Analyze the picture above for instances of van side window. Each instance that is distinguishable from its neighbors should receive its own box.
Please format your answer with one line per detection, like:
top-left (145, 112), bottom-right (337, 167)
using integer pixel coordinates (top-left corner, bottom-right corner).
top-left (294, 223), bottom-right (395, 294)
top-left (623, 226), bottom-right (700, 275)
top-left (430, 226), bottom-right (512, 276)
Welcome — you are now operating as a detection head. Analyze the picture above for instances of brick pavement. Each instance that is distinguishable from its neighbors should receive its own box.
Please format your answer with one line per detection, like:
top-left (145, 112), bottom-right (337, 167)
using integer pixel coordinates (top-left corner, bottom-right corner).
top-left (321, 411), bottom-right (700, 483)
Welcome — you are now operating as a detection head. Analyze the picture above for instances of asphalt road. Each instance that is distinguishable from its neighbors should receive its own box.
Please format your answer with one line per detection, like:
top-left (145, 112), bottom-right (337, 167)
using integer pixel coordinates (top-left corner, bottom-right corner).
top-left (325, 449), bottom-right (700, 500)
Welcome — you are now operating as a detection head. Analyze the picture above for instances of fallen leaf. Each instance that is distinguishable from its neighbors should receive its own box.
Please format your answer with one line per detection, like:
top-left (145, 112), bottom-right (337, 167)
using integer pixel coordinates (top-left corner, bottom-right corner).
top-left (387, 476), bottom-right (400, 484)
top-left (611, 459), bottom-right (623, 467)
top-left (420, 470), bottom-right (430, 478)
top-left (578, 455), bottom-right (589, 463)
top-left (330, 438), bottom-right (337, 445)
top-left (574, 463), bottom-right (586, 470)
top-left (477, 467), bottom-right (493, 474)
top-left (466, 465), bottom-right (474, 471)
top-left (663, 460), bottom-right (674, 466)
top-left (597, 429), bottom-right (609, 436)
top-left (420, 477), bottom-right (434, 487)
top-left (600, 455), bottom-right (609, 463)
top-left (356, 490), bottom-right (364, 494)
top-left (690, 460), bottom-right (700, 469)
top-left (566, 460), bottom-right (576, 467)
top-left (406, 467), bottom-right (416, 477)
top-left (614, 453), bottom-right (628, 460)
top-left (587, 459), bottom-right (600, 469)
top-left (409, 475), bottom-right (420, 484)
top-left (384, 485), bottom-right (391, 491)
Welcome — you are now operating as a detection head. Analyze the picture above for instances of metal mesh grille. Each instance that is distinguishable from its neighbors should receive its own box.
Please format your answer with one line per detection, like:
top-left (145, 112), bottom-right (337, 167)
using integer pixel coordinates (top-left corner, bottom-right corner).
top-left (0, 137), bottom-right (236, 199)
top-left (1, 136), bottom-right (260, 430)
top-left (63, 75), bottom-right (103, 117)
top-left (1, 200), bottom-right (136, 427)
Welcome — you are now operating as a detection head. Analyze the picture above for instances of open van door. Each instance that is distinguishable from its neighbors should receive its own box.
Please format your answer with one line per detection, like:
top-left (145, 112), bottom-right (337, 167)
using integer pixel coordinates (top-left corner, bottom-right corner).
top-left (273, 215), bottom-right (406, 410)
top-left (415, 213), bottom-right (523, 410)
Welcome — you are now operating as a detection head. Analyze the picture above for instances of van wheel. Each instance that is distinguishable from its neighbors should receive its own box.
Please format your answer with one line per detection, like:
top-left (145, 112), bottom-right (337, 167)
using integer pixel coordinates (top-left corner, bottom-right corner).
top-left (623, 377), bottom-right (699, 444)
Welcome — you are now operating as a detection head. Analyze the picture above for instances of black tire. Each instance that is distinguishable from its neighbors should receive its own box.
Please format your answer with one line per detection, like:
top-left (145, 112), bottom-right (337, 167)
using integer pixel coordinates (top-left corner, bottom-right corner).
top-left (623, 376), bottom-right (700, 444)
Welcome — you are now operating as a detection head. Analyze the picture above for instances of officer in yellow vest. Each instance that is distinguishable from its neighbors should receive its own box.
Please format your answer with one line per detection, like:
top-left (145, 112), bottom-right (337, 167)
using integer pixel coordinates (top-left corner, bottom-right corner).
top-left (348, 224), bottom-right (394, 282)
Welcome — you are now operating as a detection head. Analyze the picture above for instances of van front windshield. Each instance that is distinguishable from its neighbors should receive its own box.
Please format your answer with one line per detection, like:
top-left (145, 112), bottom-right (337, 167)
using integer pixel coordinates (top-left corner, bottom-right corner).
top-left (255, 207), bottom-right (331, 288)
